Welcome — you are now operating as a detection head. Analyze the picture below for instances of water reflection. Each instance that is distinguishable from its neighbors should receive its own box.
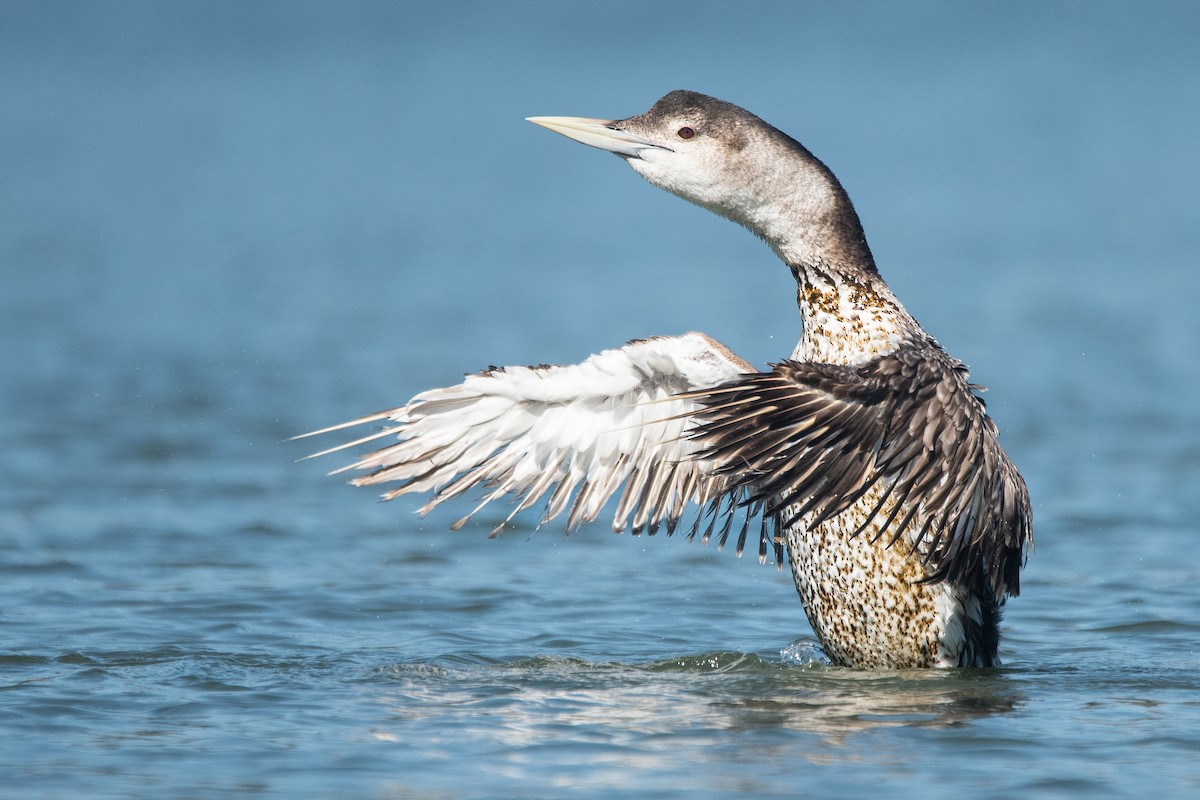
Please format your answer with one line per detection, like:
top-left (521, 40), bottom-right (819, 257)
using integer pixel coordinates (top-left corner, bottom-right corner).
top-left (368, 648), bottom-right (1023, 760)
top-left (722, 663), bottom-right (1022, 748)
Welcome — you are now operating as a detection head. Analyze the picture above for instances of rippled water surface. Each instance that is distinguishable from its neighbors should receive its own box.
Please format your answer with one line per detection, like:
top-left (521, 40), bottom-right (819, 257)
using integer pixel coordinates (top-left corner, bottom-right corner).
top-left (4, 3), bottom-right (1200, 798)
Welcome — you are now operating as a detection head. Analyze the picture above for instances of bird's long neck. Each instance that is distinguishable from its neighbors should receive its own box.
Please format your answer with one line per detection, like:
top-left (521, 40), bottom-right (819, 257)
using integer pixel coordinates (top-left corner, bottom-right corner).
top-left (719, 155), bottom-right (920, 366)
top-left (755, 198), bottom-right (876, 281)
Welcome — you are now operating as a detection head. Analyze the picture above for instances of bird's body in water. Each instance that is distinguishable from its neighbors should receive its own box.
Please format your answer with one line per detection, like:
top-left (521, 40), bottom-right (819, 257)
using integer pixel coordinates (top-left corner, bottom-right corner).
top-left (298, 90), bottom-right (1032, 669)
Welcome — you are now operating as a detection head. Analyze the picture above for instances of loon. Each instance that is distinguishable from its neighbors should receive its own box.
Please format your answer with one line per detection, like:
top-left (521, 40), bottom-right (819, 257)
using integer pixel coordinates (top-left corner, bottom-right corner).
top-left (298, 90), bottom-right (1033, 669)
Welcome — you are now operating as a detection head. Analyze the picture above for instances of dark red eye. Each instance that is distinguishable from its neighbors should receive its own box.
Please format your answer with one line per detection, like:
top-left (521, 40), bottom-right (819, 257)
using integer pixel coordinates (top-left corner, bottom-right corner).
top-left (677, 126), bottom-right (695, 140)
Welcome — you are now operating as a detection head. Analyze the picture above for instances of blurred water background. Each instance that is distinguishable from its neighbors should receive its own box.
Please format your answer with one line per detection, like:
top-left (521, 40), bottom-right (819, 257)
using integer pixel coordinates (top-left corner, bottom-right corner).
top-left (3, 1), bottom-right (1200, 797)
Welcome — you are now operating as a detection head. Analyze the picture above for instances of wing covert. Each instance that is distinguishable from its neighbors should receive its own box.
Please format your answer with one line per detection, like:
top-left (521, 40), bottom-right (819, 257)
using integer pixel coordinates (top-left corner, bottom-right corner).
top-left (688, 343), bottom-right (1032, 597)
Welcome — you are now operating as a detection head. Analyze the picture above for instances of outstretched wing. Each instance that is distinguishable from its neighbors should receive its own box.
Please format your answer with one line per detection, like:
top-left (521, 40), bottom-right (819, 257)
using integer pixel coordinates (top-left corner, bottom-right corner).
top-left (296, 332), bottom-right (781, 559)
top-left (689, 342), bottom-right (1032, 598)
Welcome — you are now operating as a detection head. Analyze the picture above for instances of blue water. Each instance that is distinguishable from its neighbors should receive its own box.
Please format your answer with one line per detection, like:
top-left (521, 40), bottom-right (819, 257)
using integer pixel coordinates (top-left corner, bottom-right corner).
top-left (3, 2), bottom-right (1200, 797)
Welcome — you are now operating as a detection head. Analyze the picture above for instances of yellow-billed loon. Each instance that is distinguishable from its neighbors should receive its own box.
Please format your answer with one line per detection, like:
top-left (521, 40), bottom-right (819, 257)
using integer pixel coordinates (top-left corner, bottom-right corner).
top-left (298, 90), bottom-right (1033, 669)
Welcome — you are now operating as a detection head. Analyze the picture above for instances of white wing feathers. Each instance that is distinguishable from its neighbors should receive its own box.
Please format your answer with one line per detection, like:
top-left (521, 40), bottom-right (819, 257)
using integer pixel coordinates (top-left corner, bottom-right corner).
top-left (298, 333), bottom-right (758, 541)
